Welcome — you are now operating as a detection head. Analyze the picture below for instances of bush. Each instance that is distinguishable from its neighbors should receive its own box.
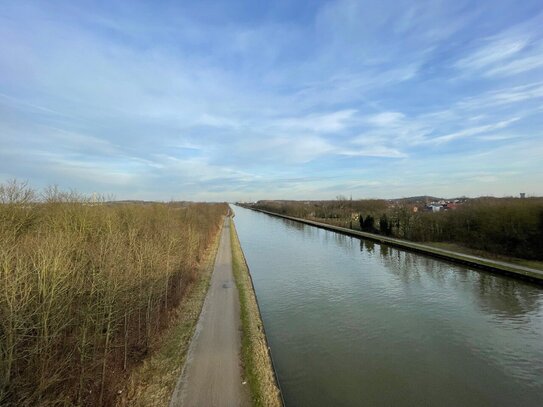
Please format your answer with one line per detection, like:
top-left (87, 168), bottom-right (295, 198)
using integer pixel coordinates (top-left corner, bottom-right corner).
top-left (0, 181), bottom-right (227, 405)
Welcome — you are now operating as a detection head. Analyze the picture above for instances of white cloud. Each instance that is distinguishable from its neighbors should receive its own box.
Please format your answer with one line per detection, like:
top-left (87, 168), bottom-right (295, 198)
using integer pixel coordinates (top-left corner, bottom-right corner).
top-left (456, 82), bottom-right (543, 109)
top-left (430, 117), bottom-right (521, 144)
top-left (477, 133), bottom-right (520, 141)
top-left (1, 1), bottom-right (543, 200)
top-left (338, 147), bottom-right (407, 158)
top-left (454, 14), bottom-right (543, 78)
top-left (455, 38), bottom-right (528, 71)
top-left (485, 53), bottom-right (543, 76)
top-left (196, 114), bottom-right (243, 128)
top-left (247, 135), bottom-right (335, 163)
top-left (366, 112), bottom-right (406, 127)
top-left (272, 109), bottom-right (357, 133)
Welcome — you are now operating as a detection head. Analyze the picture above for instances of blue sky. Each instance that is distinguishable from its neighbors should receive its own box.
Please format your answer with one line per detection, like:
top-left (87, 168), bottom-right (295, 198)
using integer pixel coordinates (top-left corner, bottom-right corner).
top-left (1, 0), bottom-right (542, 201)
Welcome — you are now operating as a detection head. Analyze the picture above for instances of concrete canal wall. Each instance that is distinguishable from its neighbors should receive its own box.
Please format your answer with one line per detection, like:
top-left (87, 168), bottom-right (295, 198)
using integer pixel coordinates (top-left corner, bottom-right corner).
top-left (240, 206), bottom-right (543, 283)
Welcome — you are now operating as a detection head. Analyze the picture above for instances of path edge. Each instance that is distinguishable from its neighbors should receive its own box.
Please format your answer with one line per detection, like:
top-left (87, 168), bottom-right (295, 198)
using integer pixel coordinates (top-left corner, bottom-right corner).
top-left (230, 217), bottom-right (285, 407)
top-left (167, 217), bottom-right (225, 407)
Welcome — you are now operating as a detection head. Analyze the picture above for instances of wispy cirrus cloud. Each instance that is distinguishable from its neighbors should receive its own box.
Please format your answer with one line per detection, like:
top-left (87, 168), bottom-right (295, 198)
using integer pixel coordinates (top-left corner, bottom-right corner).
top-left (454, 12), bottom-right (543, 78)
top-left (455, 38), bottom-right (529, 73)
top-left (271, 109), bottom-right (357, 133)
top-left (1, 0), bottom-right (542, 200)
top-left (457, 82), bottom-right (543, 109)
top-left (429, 118), bottom-right (521, 144)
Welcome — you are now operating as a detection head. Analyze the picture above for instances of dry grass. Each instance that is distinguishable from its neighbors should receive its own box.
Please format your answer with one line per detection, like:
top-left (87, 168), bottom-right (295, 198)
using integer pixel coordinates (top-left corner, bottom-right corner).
top-left (230, 219), bottom-right (283, 407)
top-left (0, 180), bottom-right (227, 406)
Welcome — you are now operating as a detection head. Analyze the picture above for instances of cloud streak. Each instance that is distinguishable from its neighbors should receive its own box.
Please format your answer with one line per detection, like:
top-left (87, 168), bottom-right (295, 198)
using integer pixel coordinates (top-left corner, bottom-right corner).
top-left (1, 0), bottom-right (542, 200)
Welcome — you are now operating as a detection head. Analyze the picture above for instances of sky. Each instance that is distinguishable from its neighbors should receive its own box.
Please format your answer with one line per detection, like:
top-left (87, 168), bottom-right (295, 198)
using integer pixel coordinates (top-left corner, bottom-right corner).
top-left (1, 0), bottom-right (543, 201)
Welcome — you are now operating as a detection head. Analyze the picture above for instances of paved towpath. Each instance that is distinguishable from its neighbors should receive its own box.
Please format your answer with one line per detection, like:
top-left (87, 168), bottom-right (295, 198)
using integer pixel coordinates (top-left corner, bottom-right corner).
top-left (170, 217), bottom-right (250, 407)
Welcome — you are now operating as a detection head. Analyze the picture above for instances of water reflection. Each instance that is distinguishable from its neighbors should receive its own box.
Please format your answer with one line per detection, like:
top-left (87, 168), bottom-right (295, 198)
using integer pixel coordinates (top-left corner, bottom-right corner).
top-left (279, 209), bottom-right (542, 322)
top-left (360, 239), bottom-right (375, 253)
top-left (370, 240), bottom-right (542, 319)
top-left (473, 274), bottom-right (541, 319)
top-left (281, 218), bottom-right (307, 232)
top-left (232, 206), bottom-right (543, 407)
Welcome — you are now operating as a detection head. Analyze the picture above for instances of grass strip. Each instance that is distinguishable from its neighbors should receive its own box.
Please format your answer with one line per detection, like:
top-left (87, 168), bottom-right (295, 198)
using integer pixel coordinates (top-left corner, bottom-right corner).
top-left (424, 242), bottom-right (543, 271)
top-left (230, 219), bottom-right (283, 407)
top-left (115, 220), bottom-right (224, 407)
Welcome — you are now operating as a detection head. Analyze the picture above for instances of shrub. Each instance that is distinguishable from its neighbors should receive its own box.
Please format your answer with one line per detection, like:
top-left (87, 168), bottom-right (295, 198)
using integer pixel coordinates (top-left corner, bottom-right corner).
top-left (0, 181), bottom-right (227, 405)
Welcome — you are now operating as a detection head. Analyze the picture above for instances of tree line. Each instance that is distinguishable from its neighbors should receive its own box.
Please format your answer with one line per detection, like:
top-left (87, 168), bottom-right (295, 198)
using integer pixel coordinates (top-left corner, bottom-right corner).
top-left (0, 180), bottom-right (228, 405)
top-left (252, 197), bottom-right (543, 261)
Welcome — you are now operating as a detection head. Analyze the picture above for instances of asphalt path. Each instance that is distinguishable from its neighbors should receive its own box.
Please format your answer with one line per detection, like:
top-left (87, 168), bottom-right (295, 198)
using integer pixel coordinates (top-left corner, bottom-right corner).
top-left (170, 217), bottom-right (250, 407)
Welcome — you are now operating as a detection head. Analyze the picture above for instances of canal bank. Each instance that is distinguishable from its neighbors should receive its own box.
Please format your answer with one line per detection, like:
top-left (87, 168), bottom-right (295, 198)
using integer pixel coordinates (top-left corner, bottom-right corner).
top-left (241, 206), bottom-right (543, 283)
top-left (230, 217), bottom-right (284, 407)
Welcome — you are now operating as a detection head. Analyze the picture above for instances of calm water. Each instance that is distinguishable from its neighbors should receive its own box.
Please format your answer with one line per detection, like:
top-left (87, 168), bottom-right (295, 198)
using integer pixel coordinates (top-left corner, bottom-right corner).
top-left (232, 205), bottom-right (543, 407)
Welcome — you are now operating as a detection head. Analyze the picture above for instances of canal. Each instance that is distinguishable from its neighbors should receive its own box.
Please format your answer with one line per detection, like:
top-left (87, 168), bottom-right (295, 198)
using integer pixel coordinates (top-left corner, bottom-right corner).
top-left (232, 205), bottom-right (543, 407)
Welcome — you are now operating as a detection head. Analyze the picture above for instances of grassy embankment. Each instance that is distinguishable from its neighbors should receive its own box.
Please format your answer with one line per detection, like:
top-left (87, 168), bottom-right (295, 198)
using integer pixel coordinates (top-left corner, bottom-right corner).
top-left (230, 219), bottom-right (282, 407)
top-left (424, 242), bottom-right (543, 271)
top-left (0, 180), bottom-right (227, 406)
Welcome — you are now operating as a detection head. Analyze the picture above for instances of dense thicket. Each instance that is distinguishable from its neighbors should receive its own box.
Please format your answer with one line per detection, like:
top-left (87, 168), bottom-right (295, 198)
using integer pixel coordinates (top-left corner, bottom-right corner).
top-left (254, 199), bottom-right (387, 219)
top-left (0, 181), bottom-right (227, 406)
top-left (252, 198), bottom-right (543, 260)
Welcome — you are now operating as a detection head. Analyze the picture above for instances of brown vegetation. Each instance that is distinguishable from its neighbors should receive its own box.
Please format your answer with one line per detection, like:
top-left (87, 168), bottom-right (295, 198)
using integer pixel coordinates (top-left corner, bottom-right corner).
top-left (116, 220), bottom-right (222, 407)
top-left (0, 180), bottom-right (227, 406)
top-left (251, 197), bottom-right (543, 261)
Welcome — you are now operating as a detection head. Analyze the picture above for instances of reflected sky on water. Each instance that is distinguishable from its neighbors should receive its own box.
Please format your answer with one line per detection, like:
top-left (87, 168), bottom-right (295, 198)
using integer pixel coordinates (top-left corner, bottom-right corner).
top-left (233, 206), bottom-right (543, 407)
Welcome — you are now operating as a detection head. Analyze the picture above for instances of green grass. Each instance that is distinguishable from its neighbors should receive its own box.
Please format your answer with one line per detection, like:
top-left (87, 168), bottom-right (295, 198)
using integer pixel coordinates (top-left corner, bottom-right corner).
top-left (230, 219), bottom-right (282, 407)
top-left (425, 242), bottom-right (543, 271)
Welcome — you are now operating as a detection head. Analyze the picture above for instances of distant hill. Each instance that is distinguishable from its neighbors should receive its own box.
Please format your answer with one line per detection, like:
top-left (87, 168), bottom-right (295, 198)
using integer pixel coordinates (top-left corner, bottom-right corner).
top-left (391, 196), bottom-right (443, 203)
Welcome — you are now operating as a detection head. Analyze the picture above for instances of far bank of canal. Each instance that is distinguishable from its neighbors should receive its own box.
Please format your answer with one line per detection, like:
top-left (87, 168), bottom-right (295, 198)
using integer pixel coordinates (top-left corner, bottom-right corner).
top-left (232, 205), bottom-right (543, 407)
